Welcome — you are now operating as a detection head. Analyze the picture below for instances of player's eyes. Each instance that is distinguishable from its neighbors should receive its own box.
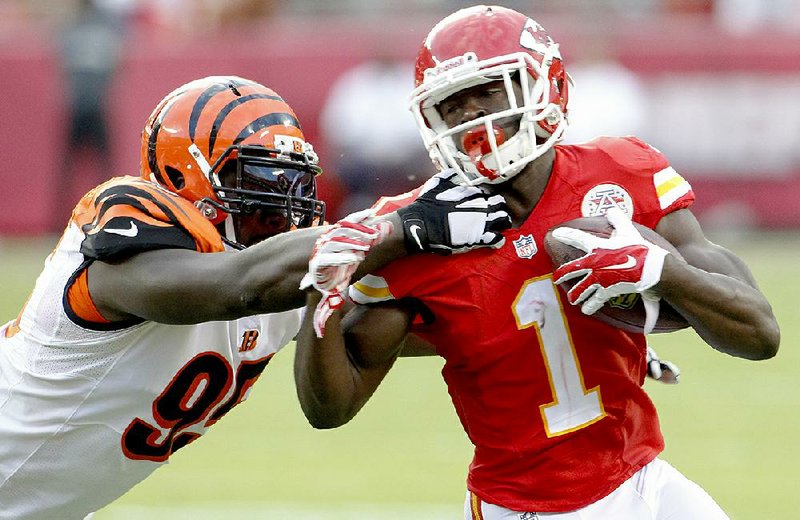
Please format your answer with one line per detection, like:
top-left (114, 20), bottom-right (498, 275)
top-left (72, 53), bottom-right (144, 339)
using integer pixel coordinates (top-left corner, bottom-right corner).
top-left (439, 102), bottom-right (458, 115)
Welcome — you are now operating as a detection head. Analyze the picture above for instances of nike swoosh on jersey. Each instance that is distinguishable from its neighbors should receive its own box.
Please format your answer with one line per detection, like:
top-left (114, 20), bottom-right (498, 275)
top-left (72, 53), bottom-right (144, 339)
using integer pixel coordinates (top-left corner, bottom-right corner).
top-left (103, 221), bottom-right (139, 238)
top-left (601, 254), bottom-right (637, 270)
top-left (409, 224), bottom-right (424, 250)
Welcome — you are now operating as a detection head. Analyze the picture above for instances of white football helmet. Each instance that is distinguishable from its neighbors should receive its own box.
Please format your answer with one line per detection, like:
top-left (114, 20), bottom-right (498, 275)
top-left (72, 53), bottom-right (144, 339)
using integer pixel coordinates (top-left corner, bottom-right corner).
top-left (410, 5), bottom-right (571, 185)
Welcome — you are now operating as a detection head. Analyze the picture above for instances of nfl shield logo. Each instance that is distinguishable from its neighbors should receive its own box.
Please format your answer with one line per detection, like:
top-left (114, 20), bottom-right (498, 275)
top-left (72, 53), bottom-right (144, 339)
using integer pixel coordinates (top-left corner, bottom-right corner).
top-left (513, 234), bottom-right (537, 259)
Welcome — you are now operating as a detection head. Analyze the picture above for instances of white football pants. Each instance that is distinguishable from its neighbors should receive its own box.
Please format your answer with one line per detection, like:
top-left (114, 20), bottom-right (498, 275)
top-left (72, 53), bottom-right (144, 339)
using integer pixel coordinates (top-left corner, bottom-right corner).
top-left (464, 458), bottom-right (728, 520)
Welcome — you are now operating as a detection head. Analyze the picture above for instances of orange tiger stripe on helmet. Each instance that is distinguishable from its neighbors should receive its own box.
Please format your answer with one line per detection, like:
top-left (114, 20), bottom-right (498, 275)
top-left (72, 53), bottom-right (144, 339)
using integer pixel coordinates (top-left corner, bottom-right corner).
top-left (140, 76), bottom-right (307, 225)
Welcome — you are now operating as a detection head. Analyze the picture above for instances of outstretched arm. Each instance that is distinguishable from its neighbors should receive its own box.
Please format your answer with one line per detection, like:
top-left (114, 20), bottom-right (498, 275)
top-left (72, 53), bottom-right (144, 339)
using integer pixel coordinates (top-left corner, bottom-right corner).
top-left (654, 209), bottom-right (779, 359)
top-left (87, 219), bottom-right (407, 324)
top-left (294, 292), bottom-right (416, 429)
top-left (89, 226), bottom-right (327, 323)
top-left (89, 169), bottom-right (510, 325)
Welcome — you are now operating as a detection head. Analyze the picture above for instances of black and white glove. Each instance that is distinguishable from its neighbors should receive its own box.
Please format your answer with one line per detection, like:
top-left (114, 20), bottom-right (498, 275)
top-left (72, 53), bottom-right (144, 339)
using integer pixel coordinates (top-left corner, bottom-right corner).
top-left (646, 346), bottom-right (680, 384)
top-left (397, 169), bottom-right (511, 255)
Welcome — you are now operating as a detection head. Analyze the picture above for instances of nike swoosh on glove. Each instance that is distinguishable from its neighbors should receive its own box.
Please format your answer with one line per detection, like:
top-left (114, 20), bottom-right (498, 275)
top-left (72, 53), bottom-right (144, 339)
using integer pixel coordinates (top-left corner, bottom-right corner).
top-left (551, 207), bottom-right (670, 334)
top-left (300, 209), bottom-right (392, 337)
top-left (397, 169), bottom-right (512, 255)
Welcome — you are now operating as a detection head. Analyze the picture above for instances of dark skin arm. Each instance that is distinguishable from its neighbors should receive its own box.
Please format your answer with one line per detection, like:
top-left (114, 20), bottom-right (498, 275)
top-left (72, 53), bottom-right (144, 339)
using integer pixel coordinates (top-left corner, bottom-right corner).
top-left (88, 214), bottom-right (407, 324)
top-left (398, 333), bottom-right (438, 357)
top-left (654, 208), bottom-right (780, 359)
top-left (294, 291), bottom-right (417, 429)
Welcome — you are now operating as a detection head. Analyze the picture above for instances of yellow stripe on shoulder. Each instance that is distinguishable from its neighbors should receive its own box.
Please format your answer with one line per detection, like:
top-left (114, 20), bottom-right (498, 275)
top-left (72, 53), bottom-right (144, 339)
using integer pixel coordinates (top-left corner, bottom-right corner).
top-left (653, 166), bottom-right (692, 209)
top-left (349, 274), bottom-right (395, 304)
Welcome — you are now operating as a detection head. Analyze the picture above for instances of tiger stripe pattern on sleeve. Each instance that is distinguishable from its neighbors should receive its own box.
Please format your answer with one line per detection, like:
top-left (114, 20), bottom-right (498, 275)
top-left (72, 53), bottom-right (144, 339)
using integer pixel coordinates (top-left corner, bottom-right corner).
top-left (73, 176), bottom-right (224, 261)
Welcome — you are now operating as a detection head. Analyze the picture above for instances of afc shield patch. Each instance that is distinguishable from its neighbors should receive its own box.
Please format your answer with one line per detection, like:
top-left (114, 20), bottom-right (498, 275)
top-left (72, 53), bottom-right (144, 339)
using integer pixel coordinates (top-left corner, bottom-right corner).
top-left (581, 183), bottom-right (634, 218)
top-left (513, 234), bottom-right (537, 259)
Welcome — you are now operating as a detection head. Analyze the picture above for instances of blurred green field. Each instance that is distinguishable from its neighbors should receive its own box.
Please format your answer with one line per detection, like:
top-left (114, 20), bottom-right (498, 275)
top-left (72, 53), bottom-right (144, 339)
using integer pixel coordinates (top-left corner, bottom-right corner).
top-left (1, 232), bottom-right (798, 519)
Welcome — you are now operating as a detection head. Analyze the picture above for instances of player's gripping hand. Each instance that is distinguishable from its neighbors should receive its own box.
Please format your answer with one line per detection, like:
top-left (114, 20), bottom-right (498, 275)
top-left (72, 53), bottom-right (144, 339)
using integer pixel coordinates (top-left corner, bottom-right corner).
top-left (551, 207), bottom-right (670, 334)
top-left (646, 346), bottom-right (680, 384)
top-left (300, 209), bottom-right (392, 337)
top-left (397, 169), bottom-right (511, 255)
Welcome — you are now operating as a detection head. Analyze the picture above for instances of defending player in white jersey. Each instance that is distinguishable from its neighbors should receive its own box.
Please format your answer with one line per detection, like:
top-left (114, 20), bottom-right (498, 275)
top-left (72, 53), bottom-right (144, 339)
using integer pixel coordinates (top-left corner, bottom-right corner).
top-left (0, 75), bottom-right (511, 519)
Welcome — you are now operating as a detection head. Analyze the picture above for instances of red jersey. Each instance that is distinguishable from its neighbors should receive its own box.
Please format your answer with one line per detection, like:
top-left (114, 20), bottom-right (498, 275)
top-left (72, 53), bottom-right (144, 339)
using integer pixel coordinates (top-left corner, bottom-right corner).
top-left (351, 137), bottom-right (695, 512)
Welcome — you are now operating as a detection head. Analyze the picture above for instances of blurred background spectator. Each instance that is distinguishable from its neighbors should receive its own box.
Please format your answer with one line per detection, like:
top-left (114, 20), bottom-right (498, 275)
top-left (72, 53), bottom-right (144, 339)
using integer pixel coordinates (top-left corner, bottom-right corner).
top-left (1, 0), bottom-right (799, 232)
top-left (560, 37), bottom-right (648, 145)
top-left (56, 0), bottom-right (128, 230)
top-left (714, 0), bottom-right (800, 32)
top-left (132, 0), bottom-right (278, 36)
top-left (319, 51), bottom-right (432, 216)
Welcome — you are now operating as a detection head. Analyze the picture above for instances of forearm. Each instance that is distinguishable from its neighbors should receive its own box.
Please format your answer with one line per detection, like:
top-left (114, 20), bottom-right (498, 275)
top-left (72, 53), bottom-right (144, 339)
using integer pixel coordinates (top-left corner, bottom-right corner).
top-left (656, 255), bottom-right (779, 360)
top-left (236, 226), bottom-right (328, 314)
top-left (241, 213), bottom-right (409, 314)
top-left (294, 292), bottom-right (365, 429)
top-left (354, 213), bottom-right (408, 277)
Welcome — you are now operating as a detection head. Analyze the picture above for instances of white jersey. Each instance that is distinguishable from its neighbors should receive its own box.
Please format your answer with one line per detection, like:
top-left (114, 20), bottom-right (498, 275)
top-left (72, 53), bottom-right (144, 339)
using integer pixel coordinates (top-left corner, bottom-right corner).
top-left (0, 177), bottom-right (303, 519)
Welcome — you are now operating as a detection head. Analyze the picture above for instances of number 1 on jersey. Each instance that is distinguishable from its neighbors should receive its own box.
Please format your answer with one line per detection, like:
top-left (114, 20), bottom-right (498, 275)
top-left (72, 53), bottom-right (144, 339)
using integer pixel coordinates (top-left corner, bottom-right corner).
top-left (512, 276), bottom-right (605, 437)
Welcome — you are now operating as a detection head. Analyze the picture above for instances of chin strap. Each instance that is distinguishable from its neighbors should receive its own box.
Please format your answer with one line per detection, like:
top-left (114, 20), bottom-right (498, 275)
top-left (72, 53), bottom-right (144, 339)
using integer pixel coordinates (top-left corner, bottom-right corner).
top-left (221, 215), bottom-right (244, 250)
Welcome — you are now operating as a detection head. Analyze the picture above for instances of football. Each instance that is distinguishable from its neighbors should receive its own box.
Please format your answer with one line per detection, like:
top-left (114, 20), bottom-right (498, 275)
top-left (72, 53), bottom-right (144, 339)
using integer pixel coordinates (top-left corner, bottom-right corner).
top-left (543, 216), bottom-right (690, 334)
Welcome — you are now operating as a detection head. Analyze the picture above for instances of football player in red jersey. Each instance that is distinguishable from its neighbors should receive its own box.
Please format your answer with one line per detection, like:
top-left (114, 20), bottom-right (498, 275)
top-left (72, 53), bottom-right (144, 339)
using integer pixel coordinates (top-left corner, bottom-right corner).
top-left (294, 6), bottom-right (780, 520)
top-left (0, 75), bottom-right (510, 518)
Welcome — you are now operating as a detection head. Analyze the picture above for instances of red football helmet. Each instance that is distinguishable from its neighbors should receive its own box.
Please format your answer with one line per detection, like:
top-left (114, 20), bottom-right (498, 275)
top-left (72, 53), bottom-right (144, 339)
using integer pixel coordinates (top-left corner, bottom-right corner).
top-left (410, 5), bottom-right (570, 185)
top-left (141, 76), bottom-right (324, 248)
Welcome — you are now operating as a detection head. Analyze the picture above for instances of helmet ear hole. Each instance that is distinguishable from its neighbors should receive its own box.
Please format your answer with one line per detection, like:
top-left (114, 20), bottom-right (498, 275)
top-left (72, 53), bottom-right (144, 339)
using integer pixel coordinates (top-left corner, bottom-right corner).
top-left (165, 166), bottom-right (186, 190)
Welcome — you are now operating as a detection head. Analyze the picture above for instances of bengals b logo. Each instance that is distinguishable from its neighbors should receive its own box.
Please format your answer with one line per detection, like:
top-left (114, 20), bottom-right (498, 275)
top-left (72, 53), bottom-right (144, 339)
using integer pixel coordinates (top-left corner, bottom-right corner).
top-left (239, 330), bottom-right (259, 352)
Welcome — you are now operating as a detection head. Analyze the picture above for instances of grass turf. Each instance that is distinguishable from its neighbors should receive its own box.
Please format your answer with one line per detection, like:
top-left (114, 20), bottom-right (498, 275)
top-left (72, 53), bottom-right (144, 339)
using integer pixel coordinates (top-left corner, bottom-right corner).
top-left (0, 232), bottom-right (796, 518)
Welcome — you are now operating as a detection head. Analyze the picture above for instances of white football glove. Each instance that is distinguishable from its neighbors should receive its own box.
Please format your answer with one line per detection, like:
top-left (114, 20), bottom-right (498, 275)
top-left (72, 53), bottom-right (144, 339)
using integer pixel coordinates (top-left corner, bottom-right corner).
top-left (646, 346), bottom-right (680, 384)
top-left (300, 209), bottom-right (392, 338)
top-left (551, 207), bottom-right (670, 334)
top-left (397, 169), bottom-right (511, 255)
